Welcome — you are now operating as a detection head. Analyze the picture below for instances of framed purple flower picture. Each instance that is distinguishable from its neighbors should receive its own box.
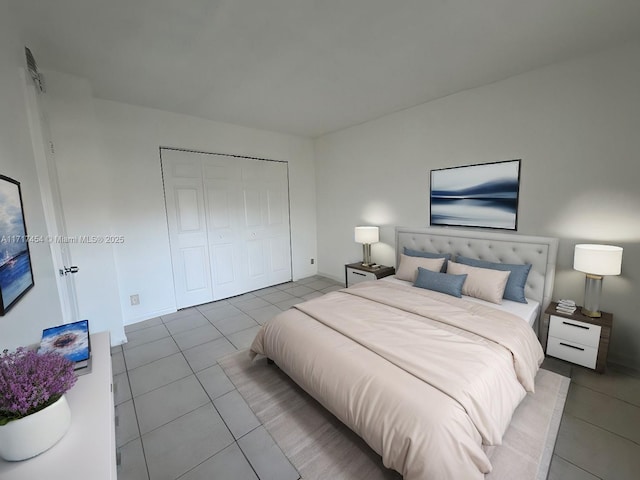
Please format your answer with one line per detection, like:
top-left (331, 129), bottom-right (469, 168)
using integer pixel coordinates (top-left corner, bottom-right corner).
top-left (0, 175), bottom-right (35, 315)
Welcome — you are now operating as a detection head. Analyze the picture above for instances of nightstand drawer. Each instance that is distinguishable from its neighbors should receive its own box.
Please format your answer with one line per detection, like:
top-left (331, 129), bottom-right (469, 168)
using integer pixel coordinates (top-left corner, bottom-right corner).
top-left (547, 336), bottom-right (598, 369)
top-left (346, 268), bottom-right (376, 286)
top-left (549, 315), bottom-right (601, 348)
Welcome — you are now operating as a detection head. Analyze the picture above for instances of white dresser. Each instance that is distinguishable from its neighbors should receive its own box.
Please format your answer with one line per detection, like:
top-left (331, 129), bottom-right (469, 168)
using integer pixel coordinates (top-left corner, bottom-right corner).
top-left (0, 332), bottom-right (116, 479)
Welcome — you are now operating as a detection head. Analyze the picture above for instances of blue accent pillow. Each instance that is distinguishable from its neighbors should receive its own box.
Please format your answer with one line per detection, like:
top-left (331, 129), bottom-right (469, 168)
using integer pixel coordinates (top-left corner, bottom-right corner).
top-left (403, 247), bottom-right (451, 272)
top-left (413, 267), bottom-right (467, 298)
top-left (455, 255), bottom-right (532, 303)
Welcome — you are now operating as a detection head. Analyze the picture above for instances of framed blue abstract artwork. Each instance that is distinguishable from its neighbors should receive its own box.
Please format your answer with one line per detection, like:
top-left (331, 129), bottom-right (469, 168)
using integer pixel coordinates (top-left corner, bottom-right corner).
top-left (430, 159), bottom-right (521, 230)
top-left (0, 175), bottom-right (35, 315)
top-left (40, 319), bottom-right (91, 369)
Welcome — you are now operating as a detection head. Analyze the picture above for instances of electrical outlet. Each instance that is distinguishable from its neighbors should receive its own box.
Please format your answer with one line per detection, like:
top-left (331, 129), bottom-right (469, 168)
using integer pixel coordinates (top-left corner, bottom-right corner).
top-left (130, 294), bottom-right (140, 306)
top-left (310, 258), bottom-right (315, 264)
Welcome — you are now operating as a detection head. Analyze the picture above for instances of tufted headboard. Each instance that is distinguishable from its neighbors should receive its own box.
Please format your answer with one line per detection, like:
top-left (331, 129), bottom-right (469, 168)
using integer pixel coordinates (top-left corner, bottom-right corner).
top-left (395, 227), bottom-right (558, 335)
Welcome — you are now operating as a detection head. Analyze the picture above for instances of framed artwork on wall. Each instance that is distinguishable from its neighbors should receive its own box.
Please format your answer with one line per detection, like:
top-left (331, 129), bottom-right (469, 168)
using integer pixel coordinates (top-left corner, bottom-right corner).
top-left (430, 159), bottom-right (521, 230)
top-left (0, 175), bottom-right (35, 315)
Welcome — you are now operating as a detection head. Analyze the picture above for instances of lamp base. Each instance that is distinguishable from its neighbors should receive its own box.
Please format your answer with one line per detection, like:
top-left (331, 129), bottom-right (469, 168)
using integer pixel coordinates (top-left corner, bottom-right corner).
top-left (582, 274), bottom-right (603, 318)
top-left (361, 243), bottom-right (372, 267)
top-left (580, 307), bottom-right (602, 318)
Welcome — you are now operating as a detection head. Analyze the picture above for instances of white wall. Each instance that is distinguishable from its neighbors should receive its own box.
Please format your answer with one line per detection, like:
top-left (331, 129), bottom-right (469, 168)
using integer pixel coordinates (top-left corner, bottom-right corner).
top-left (42, 75), bottom-right (317, 329)
top-left (0, 1), bottom-right (64, 350)
top-left (314, 41), bottom-right (640, 369)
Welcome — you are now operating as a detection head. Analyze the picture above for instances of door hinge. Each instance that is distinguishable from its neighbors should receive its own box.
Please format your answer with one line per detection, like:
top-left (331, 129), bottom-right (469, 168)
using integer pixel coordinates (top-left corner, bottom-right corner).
top-left (49, 141), bottom-right (55, 154)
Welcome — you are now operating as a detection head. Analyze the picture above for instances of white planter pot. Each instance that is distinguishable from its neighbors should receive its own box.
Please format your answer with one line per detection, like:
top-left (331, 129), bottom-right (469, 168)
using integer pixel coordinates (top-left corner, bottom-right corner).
top-left (0, 394), bottom-right (71, 461)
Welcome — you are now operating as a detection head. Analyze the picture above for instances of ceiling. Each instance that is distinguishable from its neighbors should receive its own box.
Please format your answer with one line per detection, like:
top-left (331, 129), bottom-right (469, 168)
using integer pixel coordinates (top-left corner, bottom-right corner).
top-left (11, 0), bottom-right (640, 138)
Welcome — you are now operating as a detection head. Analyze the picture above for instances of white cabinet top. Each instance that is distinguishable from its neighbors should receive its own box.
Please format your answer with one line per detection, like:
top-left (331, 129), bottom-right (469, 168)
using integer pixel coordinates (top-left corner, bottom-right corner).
top-left (0, 332), bottom-right (115, 479)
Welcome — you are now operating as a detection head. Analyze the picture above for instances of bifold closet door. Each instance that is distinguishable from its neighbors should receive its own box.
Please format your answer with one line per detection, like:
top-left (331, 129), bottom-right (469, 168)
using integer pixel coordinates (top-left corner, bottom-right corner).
top-left (162, 149), bottom-right (292, 309)
top-left (238, 159), bottom-right (292, 293)
top-left (162, 151), bottom-right (214, 309)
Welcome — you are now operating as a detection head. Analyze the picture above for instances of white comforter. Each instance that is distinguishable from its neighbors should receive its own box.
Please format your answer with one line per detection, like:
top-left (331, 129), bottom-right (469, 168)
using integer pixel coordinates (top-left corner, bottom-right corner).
top-left (250, 281), bottom-right (544, 479)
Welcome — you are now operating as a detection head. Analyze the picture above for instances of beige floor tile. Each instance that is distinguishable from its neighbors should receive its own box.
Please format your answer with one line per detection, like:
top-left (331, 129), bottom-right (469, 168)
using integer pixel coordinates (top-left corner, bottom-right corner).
top-left (548, 455), bottom-right (600, 480)
top-left (180, 443), bottom-right (258, 480)
top-left (572, 366), bottom-right (640, 407)
top-left (116, 438), bottom-right (148, 480)
top-left (135, 375), bottom-right (210, 434)
top-left (128, 352), bottom-right (193, 397)
top-left (555, 415), bottom-right (640, 480)
top-left (142, 404), bottom-right (234, 480)
top-left (565, 383), bottom-right (640, 443)
top-left (183, 337), bottom-right (237, 372)
top-left (172, 323), bottom-right (223, 351)
top-left (123, 324), bottom-right (170, 350)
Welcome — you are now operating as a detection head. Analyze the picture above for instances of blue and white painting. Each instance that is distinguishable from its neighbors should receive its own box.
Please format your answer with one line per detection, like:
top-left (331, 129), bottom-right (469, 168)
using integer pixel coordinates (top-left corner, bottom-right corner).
top-left (40, 320), bottom-right (90, 363)
top-left (430, 160), bottom-right (521, 230)
top-left (0, 175), bottom-right (34, 315)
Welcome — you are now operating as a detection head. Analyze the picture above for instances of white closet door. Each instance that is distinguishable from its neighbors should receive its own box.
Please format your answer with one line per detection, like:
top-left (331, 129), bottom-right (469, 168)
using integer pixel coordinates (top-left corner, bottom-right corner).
top-left (204, 158), bottom-right (245, 300)
top-left (162, 151), bottom-right (213, 308)
top-left (242, 160), bottom-right (267, 290)
top-left (162, 149), bottom-right (291, 308)
top-left (251, 160), bottom-right (291, 288)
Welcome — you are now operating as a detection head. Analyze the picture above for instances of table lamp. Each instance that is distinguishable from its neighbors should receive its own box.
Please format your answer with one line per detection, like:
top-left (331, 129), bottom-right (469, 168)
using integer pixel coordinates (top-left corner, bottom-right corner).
top-left (354, 226), bottom-right (379, 267)
top-left (573, 244), bottom-right (623, 317)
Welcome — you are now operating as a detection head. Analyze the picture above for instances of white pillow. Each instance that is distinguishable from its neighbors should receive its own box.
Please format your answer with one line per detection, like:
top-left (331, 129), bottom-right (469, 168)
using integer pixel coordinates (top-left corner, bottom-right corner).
top-left (446, 261), bottom-right (510, 304)
top-left (396, 254), bottom-right (446, 282)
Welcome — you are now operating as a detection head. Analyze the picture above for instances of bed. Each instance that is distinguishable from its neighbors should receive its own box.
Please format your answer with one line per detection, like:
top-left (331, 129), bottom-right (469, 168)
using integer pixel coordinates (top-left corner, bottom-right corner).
top-left (250, 227), bottom-right (559, 479)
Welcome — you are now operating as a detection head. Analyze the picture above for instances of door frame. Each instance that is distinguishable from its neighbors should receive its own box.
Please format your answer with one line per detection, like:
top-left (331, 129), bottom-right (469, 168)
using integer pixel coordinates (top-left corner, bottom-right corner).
top-left (21, 69), bottom-right (80, 323)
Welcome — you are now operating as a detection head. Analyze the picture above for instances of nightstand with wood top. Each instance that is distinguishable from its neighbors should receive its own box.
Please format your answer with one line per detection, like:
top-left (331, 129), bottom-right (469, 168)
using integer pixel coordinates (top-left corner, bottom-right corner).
top-left (345, 263), bottom-right (395, 287)
top-left (545, 302), bottom-right (612, 373)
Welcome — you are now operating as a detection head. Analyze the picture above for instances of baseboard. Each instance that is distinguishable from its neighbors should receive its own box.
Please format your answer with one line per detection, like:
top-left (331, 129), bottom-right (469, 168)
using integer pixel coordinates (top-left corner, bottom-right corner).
top-left (608, 360), bottom-right (640, 377)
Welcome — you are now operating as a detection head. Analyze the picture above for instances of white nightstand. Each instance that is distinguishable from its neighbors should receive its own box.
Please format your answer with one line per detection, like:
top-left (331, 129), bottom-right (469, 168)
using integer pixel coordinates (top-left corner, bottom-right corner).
top-left (545, 302), bottom-right (612, 373)
top-left (345, 263), bottom-right (395, 287)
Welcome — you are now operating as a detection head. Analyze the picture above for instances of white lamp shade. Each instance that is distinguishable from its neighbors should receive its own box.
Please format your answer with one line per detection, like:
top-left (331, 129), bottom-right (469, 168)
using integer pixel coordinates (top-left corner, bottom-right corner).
top-left (574, 244), bottom-right (623, 276)
top-left (354, 226), bottom-right (379, 244)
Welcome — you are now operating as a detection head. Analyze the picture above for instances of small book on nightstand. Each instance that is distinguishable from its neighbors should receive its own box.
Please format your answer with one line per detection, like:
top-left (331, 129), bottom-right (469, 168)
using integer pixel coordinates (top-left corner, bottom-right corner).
top-left (556, 299), bottom-right (576, 315)
top-left (39, 319), bottom-right (92, 373)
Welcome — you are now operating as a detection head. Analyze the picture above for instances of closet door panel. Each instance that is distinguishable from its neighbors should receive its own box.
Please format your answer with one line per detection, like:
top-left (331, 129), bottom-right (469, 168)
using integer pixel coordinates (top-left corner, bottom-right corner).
top-left (247, 240), bottom-right (266, 279)
top-left (210, 244), bottom-right (235, 285)
top-left (161, 151), bottom-right (213, 309)
top-left (243, 190), bottom-right (262, 228)
top-left (181, 247), bottom-right (209, 292)
top-left (205, 163), bottom-right (245, 300)
top-left (269, 237), bottom-right (290, 274)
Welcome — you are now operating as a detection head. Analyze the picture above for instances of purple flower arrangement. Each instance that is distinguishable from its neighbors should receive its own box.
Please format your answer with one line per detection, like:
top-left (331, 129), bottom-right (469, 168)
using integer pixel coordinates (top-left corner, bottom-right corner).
top-left (0, 347), bottom-right (77, 425)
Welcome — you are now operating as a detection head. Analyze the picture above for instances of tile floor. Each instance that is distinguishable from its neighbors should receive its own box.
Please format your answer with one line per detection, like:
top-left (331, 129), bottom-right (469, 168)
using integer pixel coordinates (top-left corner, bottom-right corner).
top-left (113, 275), bottom-right (343, 480)
top-left (112, 276), bottom-right (640, 480)
top-left (545, 359), bottom-right (640, 480)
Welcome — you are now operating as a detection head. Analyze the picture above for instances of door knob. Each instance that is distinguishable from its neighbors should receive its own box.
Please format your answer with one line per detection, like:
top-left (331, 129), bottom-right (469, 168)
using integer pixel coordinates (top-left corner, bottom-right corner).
top-left (59, 266), bottom-right (79, 276)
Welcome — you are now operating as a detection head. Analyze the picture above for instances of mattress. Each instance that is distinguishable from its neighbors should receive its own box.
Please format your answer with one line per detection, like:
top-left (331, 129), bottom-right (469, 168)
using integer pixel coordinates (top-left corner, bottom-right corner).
top-left (382, 276), bottom-right (541, 326)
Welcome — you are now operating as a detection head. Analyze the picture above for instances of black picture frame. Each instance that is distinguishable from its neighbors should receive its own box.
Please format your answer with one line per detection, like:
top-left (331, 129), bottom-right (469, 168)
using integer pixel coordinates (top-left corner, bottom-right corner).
top-left (429, 159), bottom-right (521, 230)
top-left (0, 175), bottom-right (35, 315)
